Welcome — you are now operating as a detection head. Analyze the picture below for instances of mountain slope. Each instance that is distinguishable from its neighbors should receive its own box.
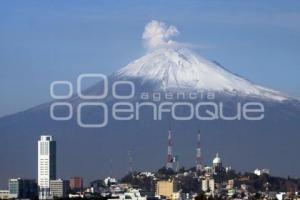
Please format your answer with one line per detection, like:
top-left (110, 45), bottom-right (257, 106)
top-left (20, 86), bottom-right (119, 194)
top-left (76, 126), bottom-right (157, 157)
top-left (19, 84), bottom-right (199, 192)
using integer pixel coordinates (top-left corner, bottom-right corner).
top-left (115, 47), bottom-right (289, 101)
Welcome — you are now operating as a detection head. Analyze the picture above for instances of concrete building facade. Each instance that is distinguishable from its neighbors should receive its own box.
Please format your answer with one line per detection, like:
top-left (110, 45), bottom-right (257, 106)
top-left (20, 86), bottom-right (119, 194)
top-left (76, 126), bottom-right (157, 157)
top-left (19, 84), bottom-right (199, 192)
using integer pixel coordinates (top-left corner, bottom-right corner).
top-left (155, 180), bottom-right (178, 200)
top-left (50, 179), bottom-right (70, 198)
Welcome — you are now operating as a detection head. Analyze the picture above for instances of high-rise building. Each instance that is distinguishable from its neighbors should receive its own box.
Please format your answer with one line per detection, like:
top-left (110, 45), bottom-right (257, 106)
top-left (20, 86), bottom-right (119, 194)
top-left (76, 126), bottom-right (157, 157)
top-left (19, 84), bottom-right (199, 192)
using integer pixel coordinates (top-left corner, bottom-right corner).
top-left (8, 178), bottom-right (37, 199)
top-left (38, 135), bottom-right (56, 199)
top-left (50, 179), bottom-right (70, 198)
top-left (69, 177), bottom-right (83, 193)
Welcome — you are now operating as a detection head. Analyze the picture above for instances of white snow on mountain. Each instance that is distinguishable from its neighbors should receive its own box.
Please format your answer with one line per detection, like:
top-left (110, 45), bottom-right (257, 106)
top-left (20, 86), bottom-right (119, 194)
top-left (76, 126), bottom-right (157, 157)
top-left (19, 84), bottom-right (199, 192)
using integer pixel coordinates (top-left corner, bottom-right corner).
top-left (115, 47), bottom-right (287, 101)
top-left (114, 20), bottom-right (289, 101)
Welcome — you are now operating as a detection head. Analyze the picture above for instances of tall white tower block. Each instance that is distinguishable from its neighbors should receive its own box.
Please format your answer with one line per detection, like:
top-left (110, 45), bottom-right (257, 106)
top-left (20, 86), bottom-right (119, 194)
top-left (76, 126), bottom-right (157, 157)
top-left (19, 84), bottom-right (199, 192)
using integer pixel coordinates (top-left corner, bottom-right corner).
top-left (38, 135), bottom-right (56, 199)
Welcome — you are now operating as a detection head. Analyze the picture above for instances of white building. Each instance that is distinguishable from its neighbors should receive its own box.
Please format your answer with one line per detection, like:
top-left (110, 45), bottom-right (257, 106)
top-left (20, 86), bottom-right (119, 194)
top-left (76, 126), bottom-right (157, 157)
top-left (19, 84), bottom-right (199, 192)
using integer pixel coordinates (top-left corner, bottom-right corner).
top-left (0, 190), bottom-right (9, 200)
top-left (254, 168), bottom-right (270, 176)
top-left (212, 153), bottom-right (223, 174)
top-left (108, 188), bottom-right (146, 200)
top-left (202, 178), bottom-right (215, 193)
top-left (212, 153), bottom-right (222, 168)
top-left (38, 135), bottom-right (56, 199)
top-left (276, 192), bottom-right (286, 200)
top-left (104, 177), bottom-right (117, 186)
top-left (203, 166), bottom-right (213, 175)
top-left (139, 172), bottom-right (155, 177)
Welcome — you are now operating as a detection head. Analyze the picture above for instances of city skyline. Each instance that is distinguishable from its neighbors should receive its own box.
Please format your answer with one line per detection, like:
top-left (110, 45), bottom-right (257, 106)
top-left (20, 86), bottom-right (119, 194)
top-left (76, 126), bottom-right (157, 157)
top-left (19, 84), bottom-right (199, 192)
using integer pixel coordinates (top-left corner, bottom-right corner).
top-left (1, 2), bottom-right (300, 199)
top-left (0, 132), bottom-right (298, 200)
top-left (0, 131), bottom-right (282, 189)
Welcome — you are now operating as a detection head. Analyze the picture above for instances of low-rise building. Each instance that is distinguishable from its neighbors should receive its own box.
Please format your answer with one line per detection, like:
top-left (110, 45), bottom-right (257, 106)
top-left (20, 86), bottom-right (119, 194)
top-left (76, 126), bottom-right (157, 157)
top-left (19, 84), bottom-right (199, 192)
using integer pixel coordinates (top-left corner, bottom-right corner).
top-left (108, 188), bottom-right (146, 200)
top-left (8, 178), bottom-right (37, 199)
top-left (104, 177), bottom-right (117, 186)
top-left (202, 178), bottom-right (215, 193)
top-left (70, 177), bottom-right (83, 193)
top-left (254, 168), bottom-right (270, 176)
top-left (50, 179), bottom-right (70, 198)
top-left (226, 179), bottom-right (234, 189)
top-left (90, 179), bottom-right (105, 194)
top-left (156, 180), bottom-right (178, 200)
top-left (0, 190), bottom-right (9, 200)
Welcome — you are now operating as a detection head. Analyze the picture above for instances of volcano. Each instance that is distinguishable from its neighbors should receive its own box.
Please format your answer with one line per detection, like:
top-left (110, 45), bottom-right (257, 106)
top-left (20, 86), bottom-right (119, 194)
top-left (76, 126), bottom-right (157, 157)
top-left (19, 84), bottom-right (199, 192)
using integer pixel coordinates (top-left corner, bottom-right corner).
top-left (0, 21), bottom-right (299, 188)
top-left (114, 47), bottom-right (289, 101)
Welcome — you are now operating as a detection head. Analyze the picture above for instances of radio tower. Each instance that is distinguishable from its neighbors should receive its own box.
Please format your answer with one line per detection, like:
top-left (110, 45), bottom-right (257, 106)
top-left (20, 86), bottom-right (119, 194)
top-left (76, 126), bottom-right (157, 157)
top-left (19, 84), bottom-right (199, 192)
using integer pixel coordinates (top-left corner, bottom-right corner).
top-left (128, 150), bottom-right (133, 173)
top-left (166, 129), bottom-right (173, 169)
top-left (196, 130), bottom-right (202, 171)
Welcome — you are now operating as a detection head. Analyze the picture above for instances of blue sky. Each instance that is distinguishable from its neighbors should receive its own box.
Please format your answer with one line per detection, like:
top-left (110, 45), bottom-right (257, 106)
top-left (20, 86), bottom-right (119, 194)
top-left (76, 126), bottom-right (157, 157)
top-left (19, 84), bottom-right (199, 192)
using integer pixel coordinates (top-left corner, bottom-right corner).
top-left (0, 0), bottom-right (300, 117)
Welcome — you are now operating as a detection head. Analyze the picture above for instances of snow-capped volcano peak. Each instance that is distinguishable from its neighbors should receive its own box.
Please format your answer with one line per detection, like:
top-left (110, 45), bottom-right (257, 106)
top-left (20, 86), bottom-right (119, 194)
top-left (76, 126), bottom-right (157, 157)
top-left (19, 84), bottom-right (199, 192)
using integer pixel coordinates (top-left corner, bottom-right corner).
top-left (114, 20), bottom-right (289, 101)
top-left (115, 46), bottom-right (288, 101)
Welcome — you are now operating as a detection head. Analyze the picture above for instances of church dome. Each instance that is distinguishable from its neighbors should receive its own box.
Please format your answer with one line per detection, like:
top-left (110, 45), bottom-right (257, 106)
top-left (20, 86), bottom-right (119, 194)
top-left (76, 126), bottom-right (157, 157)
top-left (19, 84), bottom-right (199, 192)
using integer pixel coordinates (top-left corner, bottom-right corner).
top-left (213, 153), bottom-right (221, 165)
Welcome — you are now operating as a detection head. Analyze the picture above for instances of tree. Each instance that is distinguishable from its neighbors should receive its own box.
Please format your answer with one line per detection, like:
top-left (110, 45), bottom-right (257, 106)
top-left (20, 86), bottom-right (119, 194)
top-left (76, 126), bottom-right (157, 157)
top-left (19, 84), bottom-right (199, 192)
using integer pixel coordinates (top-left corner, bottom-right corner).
top-left (195, 191), bottom-right (206, 200)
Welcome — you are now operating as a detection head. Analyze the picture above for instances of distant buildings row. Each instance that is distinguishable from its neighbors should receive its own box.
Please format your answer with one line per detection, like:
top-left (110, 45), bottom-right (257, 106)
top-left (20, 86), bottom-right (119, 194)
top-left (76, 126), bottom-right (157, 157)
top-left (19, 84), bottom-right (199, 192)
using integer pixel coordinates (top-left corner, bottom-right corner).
top-left (0, 177), bottom-right (83, 199)
top-left (0, 132), bottom-right (275, 200)
top-left (0, 135), bottom-right (83, 200)
top-left (155, 152), bottom-right (272, 200)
